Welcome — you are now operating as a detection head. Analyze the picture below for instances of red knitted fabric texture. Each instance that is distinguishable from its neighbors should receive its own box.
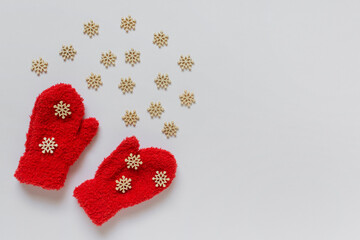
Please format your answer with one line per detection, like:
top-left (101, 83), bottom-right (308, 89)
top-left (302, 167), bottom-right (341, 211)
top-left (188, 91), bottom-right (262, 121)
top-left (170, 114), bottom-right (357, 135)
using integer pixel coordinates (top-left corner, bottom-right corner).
top-left (73, 136), bottom-right (177, 226)
top-left (14, 83), bottom-right (99, 190)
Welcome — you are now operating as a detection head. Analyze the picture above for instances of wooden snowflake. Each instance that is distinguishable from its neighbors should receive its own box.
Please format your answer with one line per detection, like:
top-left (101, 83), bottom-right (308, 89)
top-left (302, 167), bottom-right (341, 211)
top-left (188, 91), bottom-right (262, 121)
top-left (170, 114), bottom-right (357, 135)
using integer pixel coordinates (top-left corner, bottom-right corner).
top-left (115, 176), bottom-right (132, 193)
top-left (86, 73), bottom-right (102, 90)
top-left (154, 73), bottom-right (171, 90)
top-left (53, 101), bottom-right (71, 119)
top-left (120, 15), bottom-right (136, 33)
top-left (125, 153), bottom-right (142, 170)
top-left (31, 58), bottom-right (48, 76)
top-left (125, 48), bottom-right (140, 66)
top-left (59, 45), bottom-right (77, 61)
top-left (147, 102), bottom-right (164, 118)
top-left (178, 55), bottom-right (194, 71)
top-left (153, 31), bottom-right (169, 48)
top-left (39, 137), bottom-right (58, 154)
top-left (100, 50), bottom-right (117, 68)
top-left (118, 77), bottom-right (135, 94)
top-left (83, 20), bottom-right (99, 38)
top-left (162, 121), bottom-right (179, 138)
top-left (152, 171), bottom-right (170, 187)
top-left (179, 90), bottom-right (195, 108)
top-left (122, 110), bottom-right (140, 127)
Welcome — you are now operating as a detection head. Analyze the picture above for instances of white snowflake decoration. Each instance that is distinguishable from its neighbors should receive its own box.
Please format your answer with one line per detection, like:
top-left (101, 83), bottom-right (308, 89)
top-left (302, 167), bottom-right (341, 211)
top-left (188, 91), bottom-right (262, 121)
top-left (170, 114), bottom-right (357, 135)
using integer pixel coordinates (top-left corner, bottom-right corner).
top-left (53, 101), bottom-right (71, 119)
top-left (125, 153), bottom-right (142, 170)
top-left (152, 171), bottom-right (170, 187)
top-left (39, 137), bottom-right (58, 154)
top-left (115, 176), bottom-right (132, 193)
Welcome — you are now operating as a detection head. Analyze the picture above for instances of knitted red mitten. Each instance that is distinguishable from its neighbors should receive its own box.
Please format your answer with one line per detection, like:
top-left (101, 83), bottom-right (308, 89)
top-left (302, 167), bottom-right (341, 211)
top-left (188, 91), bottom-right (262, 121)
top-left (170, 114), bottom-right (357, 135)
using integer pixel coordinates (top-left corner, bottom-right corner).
top-left (73, 136), bottom-right (177, 226)
top-left (14, 84), bottom-right (99, 190)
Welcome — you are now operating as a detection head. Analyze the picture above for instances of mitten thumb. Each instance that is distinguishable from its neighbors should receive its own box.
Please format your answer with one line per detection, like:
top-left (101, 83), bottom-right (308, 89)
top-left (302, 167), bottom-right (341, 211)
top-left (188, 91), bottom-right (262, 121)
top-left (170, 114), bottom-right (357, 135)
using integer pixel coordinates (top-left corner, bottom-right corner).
top-left (73, 117), bottom-right (99, 161)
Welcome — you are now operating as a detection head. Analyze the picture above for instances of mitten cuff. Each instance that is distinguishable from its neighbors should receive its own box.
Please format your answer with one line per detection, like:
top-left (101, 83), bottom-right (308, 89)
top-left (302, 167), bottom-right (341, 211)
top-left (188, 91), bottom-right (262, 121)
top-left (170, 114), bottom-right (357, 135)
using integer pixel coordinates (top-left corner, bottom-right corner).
top-left (73, 179), bottom-right (116, 226)
top-left (14, 155), bottom-right (70, 190)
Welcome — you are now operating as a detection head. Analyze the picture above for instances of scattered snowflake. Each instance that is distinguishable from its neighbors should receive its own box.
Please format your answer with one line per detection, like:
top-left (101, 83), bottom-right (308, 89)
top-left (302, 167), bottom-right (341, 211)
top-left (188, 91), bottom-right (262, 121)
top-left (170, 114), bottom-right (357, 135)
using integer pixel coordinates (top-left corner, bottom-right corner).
top-left (53, 101), bottom-right (71, 119)
top-left (83, 20), bottom-right (99, 38)
top-left (153, 31), bottom-right (169, 48)
top-left (120, 16), bottom-right (136, 33)
top-left (125, 48), bottom-right (140, 66)
top-left (122, 110), bottom-right (140, 127)
top-left (179, 90), bottom-right (196, 108)
top-left (59, 45), bottom-right (77, 61)
top-left (100, 50), bottom-right (117, 68)
top-left (125, 153), bottom-right (142, 170)
top-left (118, 77), bottom-right (135, 94)
top-left (147, 102), bottom-right (164, 118)
top-left (154, 73), bottom-right (171, 90)
top-left (31, 58), bottom-right (48, 76)
top-left (152, 171), bottom-right (170, 187)
top-left (39, 137), bottom-right (58, 154)
top-left (86, 73), bottom-right (103, 90)
top-left (115, 176), bottom-right (132, 193)
top-left (178, 55), bottom-right (194, 71)
top-left (162, 121), bottom-right (179, 138)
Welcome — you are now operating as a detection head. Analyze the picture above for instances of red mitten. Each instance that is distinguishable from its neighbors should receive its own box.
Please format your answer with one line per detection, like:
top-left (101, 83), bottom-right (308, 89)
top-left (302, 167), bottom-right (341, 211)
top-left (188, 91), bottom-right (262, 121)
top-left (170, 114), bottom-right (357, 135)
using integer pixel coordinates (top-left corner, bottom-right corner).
top-left (14, 84), bottom-right (99, 190)
top-left (73, 136), bottom-right (177, 226)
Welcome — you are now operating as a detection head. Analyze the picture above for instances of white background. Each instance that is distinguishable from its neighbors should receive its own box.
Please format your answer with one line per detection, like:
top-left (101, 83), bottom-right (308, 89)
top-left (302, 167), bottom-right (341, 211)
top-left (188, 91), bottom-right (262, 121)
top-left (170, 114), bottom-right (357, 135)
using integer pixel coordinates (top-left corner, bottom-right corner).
top-left (1, 0), bottom-right (360, 239)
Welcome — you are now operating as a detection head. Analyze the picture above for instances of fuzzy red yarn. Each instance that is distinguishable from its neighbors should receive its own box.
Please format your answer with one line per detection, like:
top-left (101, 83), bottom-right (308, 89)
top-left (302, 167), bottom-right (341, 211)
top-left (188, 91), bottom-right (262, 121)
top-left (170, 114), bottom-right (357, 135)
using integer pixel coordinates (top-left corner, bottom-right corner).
top-left (73, 136), bottom-right (177, 226)
top-left (14, 84), bottom-right (99, 190)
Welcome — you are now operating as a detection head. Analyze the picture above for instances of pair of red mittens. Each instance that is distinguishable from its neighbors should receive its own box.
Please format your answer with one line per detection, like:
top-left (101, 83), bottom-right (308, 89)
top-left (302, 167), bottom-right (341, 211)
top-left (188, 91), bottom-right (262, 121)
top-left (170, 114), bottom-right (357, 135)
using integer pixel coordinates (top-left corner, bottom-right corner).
top-left (14, 84), bottom-right (177, 226)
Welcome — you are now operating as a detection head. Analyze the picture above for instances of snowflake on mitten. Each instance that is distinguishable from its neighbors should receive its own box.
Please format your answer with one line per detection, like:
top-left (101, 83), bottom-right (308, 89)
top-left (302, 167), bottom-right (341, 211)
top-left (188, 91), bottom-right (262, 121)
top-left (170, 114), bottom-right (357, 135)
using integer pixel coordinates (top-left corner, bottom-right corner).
top-left (115, 176), bottom-right (132, 193)
top-left (39, 137), bottom-right (58, 154)
top-left (54, 101), bottom-right (71, 119)
top-left (152, 171), bottom-right (170, 187)
top-left (125, 153), bottom-right (142, 170)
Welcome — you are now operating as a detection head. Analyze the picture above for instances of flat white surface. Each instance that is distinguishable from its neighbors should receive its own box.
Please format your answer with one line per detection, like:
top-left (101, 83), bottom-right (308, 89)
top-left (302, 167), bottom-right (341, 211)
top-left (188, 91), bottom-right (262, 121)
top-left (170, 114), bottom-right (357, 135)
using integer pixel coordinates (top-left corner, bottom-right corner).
top-left (1, 0), bottom-right (360, 239)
